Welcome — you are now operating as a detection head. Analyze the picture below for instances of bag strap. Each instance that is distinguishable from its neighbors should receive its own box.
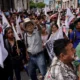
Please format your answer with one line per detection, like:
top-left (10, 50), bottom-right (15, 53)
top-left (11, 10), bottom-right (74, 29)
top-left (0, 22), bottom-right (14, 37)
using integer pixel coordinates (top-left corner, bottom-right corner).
top-left (5, 39), bottom-right (10, 51)
top-left (4, 39), bottom-right (13, 57)
top-left (24, 32), bottom-right (28, 48)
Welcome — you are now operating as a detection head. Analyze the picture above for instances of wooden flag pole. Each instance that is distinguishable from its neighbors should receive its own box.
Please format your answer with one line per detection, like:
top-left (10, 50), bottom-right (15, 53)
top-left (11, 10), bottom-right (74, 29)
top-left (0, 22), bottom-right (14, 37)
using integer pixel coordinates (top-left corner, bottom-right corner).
top-left (16, 40), bottom-right (20, 56)
top-left (11, 23), bottom-right (20, 56)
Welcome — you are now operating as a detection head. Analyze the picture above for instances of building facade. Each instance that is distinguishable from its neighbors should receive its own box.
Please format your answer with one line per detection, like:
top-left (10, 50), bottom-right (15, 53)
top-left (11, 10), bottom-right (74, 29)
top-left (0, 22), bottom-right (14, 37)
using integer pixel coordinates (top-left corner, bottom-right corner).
top-left (33, 0), bottom-right (44, 3)
top-left (0, 0), bottom-right (14, 10)
top-left (49, 0), bottom-right (79, 10)
top-left (0, 0), bottom-right (29, 11)
top-left (49, 0), bottom-right (62, 10)
top-left (49, 0), bottom-right (55, 10)
top-left (55, 0), bottom-right (62, 9)
top-left (62, 0), bottom-right (78, 9)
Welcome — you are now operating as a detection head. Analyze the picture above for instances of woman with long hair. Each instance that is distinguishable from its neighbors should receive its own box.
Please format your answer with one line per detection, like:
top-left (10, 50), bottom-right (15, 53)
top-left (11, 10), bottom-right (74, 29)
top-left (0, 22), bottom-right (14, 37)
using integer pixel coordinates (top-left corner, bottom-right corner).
top-left (49, 23), bottom-right (67, 39)
top-left (4, 27), bottom-right (25, 80)
top-left (41, 24), bottom-right (50, 65)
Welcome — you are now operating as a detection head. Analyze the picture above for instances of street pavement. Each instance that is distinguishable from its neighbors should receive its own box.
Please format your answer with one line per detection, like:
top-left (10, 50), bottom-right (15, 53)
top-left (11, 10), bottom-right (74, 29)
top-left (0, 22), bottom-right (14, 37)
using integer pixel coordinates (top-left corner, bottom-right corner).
top-left (21, 71), bottom-right (30, 80)
top-left (13, 71), bottom-right (30, 80)
top-left (14, 70), bottom-right (41, 80)
top-left (20, 71), bottom-right (41, 80)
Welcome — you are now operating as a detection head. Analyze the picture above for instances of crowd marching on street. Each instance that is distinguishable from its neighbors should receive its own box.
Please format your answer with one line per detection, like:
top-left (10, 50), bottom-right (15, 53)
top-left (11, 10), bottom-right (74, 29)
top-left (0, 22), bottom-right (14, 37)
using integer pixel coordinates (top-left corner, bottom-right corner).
top-left (0, 7), bottom-right (80, 80)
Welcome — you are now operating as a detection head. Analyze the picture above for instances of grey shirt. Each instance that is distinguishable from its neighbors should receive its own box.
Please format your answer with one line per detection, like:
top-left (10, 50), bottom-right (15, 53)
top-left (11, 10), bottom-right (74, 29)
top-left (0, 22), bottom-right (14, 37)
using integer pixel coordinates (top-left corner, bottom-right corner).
top-left (25, 29), bottom-right (43, 55)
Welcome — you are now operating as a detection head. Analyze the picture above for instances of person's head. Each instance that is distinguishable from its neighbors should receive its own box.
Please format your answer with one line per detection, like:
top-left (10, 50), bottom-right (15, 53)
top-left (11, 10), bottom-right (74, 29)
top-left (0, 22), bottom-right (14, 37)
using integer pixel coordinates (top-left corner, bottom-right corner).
top-left (47, 11), bottom-right (53, 16)
top-left (4, 27), bottom-right (14, 39)
top-left (31, 16), bottom-right (38, 24)
top-left (54, 39), bottom-right (76, 63)
top-left (19, 22), bottom-right (24, 31)
top-left (51, 23), bottom-right (58, 33)
top-left (24, 18), bottom-right (34, 33)
top-left (28, 13), bottom-right (37, 20)
top-left (37, 16), bottom-right (44, 24)
top-left (41, 24), bottom-right (46, 32)
top-left (70, 6), bottom-right (73, 10)
top-left (42, 15), bottom-right (46, 21)
top-left (12, 13), bottom-right (16, 20)
top-left (74, 18), bottom-right (80, 31)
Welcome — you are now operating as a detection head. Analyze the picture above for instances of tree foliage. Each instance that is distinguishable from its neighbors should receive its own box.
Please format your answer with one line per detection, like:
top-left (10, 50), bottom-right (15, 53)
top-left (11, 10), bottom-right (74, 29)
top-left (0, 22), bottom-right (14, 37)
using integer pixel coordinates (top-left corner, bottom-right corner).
top-left (30, 1), bottom-right (45, 9)
top-left (36, 2), bottom-right (45, 8)
top-left (30, 1), bottom-right (37, 8)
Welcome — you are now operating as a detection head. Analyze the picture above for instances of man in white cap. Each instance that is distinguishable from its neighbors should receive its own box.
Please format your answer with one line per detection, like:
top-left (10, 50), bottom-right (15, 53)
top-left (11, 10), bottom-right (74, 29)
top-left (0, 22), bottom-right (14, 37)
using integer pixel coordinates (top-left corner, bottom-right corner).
top-left (23, 18), bottom-right (47, 80)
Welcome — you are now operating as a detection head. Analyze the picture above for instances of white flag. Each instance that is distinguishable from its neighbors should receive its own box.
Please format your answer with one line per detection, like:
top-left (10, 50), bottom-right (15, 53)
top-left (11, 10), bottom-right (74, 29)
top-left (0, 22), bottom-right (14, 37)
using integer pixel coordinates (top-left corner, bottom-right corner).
top-left (0, 44), bottom-right (3, 68)
top-left (65, 8), bottom-right (75, 28)
top-left (2, 12), bottom-right (10, 29)
top-left (12, 23), bottom-right (20, 41)
top-left (46, 28), bottom-right (64, 60)
top-left (35, 8), bottom-right (40, 16)
top-left (16, 16), bottom-right (23, 39)
top-left (44, 6), bottom-right (50, 16)
top-left (57, 12), bottom-right (61, 28)
top-left (0, 32), bottom-right (8, 68)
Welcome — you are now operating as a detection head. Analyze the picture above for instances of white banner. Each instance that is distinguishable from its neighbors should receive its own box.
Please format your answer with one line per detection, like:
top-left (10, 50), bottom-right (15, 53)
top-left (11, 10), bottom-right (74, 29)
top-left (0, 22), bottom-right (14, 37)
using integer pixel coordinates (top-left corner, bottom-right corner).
top-left (65, 8), bottom-right (75, 28)
top-left (0, 32), bottom-right (8, 68)
top-left (46, 28), bottom-right (64, 60)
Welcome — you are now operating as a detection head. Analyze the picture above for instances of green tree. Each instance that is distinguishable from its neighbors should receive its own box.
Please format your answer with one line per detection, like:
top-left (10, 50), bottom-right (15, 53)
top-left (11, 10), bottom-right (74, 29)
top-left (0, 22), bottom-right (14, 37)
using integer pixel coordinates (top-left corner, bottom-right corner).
top-left (36, 2), bottom-right (45, 8)
top-left (30, 1), bottom-right (36, 8)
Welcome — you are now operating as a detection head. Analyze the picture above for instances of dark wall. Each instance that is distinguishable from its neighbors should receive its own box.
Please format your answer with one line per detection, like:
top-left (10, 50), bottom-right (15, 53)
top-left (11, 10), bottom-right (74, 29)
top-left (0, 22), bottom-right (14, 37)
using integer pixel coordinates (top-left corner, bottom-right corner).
top-left (0, 0), bottom-right (14, 11)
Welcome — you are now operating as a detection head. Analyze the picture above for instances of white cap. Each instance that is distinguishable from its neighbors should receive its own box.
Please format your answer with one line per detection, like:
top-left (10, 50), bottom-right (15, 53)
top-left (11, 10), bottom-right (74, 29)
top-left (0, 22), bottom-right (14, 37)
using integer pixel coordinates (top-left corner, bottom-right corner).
top-left (23, 18), bottom-right (31, 23)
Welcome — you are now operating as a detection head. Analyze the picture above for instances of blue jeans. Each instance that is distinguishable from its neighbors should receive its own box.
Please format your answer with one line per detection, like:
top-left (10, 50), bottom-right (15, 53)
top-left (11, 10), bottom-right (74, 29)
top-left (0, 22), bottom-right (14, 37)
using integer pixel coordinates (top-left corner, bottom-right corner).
top-left (28, 51), bottom-right (47, 80)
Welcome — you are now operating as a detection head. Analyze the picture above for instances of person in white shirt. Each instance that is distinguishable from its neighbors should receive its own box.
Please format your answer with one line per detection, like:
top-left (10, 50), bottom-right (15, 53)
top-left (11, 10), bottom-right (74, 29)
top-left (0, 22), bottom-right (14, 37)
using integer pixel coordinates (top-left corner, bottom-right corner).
top-left (23, 18), bottom-right (47, 80)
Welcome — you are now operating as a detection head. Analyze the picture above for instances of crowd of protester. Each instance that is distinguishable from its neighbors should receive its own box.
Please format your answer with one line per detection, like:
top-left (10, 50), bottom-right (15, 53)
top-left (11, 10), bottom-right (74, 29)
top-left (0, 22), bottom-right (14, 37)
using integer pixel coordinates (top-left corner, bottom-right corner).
top-left (0, 7), bottom-right (80, 80)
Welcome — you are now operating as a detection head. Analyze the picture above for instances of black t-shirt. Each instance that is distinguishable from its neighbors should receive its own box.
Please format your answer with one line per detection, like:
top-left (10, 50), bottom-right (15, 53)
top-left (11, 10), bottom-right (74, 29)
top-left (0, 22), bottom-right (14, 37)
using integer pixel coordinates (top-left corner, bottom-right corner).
top-left (4, 39), bottom-right (26, 68)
